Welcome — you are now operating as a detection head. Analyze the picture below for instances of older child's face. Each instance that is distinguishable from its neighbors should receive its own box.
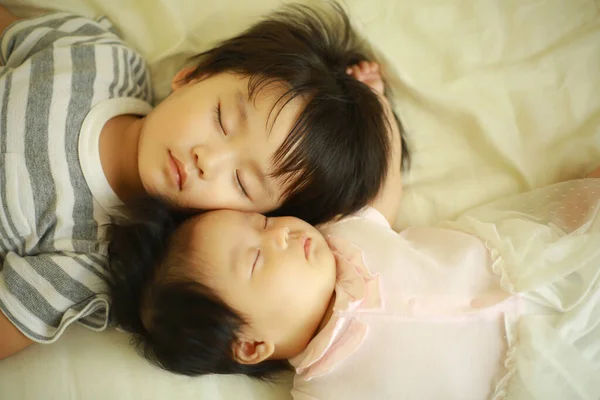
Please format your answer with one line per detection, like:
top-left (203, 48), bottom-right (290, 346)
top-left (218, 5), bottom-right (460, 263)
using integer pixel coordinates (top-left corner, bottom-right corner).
top-left (184, 210), bottom-right (336, 358)
top-left (137, 71), bottom-right (303, 213)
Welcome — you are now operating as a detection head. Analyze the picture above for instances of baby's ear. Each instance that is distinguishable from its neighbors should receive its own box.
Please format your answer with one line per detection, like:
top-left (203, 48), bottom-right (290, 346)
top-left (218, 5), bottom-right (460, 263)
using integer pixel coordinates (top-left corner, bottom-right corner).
top-left (231, 336), bottom-right (275, 365)
top-left (171, 67), bottom-right (198, 91)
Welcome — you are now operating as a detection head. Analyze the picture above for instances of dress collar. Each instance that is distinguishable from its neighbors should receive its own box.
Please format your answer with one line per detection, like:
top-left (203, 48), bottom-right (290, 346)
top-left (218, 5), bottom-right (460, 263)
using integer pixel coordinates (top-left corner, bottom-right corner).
top-left (289, 236), bottom-right (383, 380)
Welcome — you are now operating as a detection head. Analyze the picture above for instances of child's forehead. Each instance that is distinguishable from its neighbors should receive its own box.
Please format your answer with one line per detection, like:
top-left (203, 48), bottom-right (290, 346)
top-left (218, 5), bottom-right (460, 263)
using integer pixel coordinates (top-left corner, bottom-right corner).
top-left (213, 73), bottom-right (305, 134)
top-left (222, 73), bottom-right (303, 111)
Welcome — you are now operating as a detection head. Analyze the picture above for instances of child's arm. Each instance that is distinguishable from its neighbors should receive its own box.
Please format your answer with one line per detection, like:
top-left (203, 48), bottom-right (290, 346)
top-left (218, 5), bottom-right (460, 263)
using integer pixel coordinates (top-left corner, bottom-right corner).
top-left (0, 5), bottom-right (20, 37)
top-left (0, 250), bottom-right (109, 358)
top-left (0, 313), bottom-right (32, 359)
top-left (587, 166), bottom-right (600, 179)
top-left (347, 62), bottom-right (403, 225)
top-left (0, 5), bottom-right (20, 68)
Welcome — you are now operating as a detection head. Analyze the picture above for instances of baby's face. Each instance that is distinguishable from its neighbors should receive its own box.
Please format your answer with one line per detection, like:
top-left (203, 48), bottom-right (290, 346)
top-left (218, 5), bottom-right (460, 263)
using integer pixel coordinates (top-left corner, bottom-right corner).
top-left (137, 71), bottom-right (303, 214)
top-left (184, 210), bottom-right (336, 356)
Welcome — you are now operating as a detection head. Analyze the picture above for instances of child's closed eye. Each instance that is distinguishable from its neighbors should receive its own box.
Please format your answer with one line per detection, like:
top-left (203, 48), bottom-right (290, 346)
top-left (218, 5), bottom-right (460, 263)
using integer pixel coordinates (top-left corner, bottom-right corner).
top-left (212, 100), bottom-right (227, 135)
top-left (235, 170), bottom-right (250, 199)
top-left (251, 248), bottom-right (261, 274)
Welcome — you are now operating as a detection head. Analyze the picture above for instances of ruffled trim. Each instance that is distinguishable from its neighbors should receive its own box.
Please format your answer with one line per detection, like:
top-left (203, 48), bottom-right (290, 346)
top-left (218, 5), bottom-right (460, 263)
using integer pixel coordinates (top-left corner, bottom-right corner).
top-left (485, 240), bottom-right (515, 293)
top-left (490, 336), bottom-right (518, 400)
top-left (484, 240), bottom-right (521, 400)
top-left (290, 236), bottom-right (383, 381)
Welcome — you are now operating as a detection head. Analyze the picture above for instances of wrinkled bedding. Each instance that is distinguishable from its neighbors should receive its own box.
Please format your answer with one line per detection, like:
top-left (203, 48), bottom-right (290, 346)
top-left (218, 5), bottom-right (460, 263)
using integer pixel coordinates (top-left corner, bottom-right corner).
top-left (1, 0), bottom-right (599, 399)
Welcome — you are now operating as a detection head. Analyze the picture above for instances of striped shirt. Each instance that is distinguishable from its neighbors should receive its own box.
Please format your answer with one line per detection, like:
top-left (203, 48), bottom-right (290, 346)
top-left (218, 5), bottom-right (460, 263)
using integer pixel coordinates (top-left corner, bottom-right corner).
top-left (0, 13), bottom-right (153, 342)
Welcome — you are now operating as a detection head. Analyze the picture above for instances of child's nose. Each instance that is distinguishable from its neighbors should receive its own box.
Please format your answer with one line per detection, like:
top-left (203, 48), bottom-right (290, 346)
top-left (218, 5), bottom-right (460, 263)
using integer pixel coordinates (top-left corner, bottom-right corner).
top-left (192, 145), bottom-right (232, 179)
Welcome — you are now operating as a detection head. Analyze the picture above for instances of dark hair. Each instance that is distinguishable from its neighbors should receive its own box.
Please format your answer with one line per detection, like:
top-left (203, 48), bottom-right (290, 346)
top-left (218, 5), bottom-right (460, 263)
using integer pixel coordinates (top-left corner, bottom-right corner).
top-left (107, 198), bottom-right (291, 379)
top-left (182, 2), bottom-right (410, 224)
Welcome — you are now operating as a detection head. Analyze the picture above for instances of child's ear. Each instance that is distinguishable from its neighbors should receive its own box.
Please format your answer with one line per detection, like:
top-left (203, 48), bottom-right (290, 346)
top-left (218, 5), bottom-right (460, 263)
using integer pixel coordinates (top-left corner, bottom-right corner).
top-left (231, 337), bottom-right (275, 365)
top-left (171, 67), bottom-right (198, 91)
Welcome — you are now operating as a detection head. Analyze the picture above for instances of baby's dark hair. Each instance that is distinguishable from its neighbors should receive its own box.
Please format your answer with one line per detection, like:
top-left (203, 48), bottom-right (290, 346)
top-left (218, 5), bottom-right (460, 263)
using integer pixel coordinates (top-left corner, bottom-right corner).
top-left (183, 2), bottom-right (410, 224)
top-left (107, 198), bottom-right (290, 379)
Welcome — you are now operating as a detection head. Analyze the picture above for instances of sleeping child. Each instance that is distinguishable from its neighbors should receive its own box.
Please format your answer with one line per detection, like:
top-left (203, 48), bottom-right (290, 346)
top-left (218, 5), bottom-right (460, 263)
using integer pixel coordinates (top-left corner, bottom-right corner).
top-left (0, 3), bottom-right (406, 358)
top-left (109, 171), bottom-right (600, 400)
top-left (105, 60), bottom-right (600, 398)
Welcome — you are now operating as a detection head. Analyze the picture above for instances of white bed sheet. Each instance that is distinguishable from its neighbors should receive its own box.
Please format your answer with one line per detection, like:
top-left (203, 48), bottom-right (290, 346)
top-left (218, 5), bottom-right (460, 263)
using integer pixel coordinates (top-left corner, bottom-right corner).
top-left (1, 0), bottom-right (600, 399)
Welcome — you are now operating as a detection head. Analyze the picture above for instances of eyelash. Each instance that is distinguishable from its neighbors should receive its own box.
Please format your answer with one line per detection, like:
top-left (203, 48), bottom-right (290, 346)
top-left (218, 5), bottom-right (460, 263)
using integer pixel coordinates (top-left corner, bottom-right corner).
top-left (253, 249), bottom-right (261, 270)
top-left (215, 101), bottom-right (246, 199)
top-left (235, 170), bottom-right (249, 199)
top-left (212, 101), bottom-right (226, 135)
top-left (252, 219), bottom-right (268, 272)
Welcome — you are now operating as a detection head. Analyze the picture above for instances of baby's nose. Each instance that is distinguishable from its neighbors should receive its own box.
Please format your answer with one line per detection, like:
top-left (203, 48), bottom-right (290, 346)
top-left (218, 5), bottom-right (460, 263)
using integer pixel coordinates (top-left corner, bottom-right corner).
top-left (270, 226), bottom-right (289, 249)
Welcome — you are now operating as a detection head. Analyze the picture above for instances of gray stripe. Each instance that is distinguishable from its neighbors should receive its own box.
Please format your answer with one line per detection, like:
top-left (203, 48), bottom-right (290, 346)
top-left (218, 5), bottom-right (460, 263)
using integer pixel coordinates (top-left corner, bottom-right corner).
top-left (28, 255), bottom-right (97, 302)
top-left (0, 299), bottom-right (50, 341)
top-left (126, 54), bottom-right (143, 97)
top-left (67, 46), bottom-right (98, 242)
top-left (71, 254), bottom-right (108, 281)
top-left (4, 15), bottom-right (75, 58)
top-left (131, 56), bottom-right (149, 99)
top-left (0, 224), bottom-right (11, 254)
top-left (3, 265), bottom-right (62, 327)
top-left (0, 159), bottom-right (24, 254)
top-left (131, 55), bottom-right (142, 79)
top-left (130, 83), bottom-right (142, 100)
top-left (69, 21), bottom-right (113, 37)
top-left (70, 301), bottom-right (86, 312)
top-left (0, 75), bottom-right (25, 254)
top-left (108, 46), bottom-right (119, 98)
top-left (0, 67), bottom-right (11, 81)
top-left (1, 73), bottom-right (10, 156)
top-left (96, 16), bottom-right (118, 35)
top-left (24, 23), bottom-right (115, 63)
top-left (88, 253), bottom-right (108, 270)
top-left (135, 64), bottom-right (146, 88)
top-left (24, 49), bottom-right (56, 250)
top-left (0, 238), bottom-right (9, 254)
top-left (80, 307), bottom-right (108, 329)
top-left (0, 79), bottom-right (18, 252)
top-left (70, 38), bottom-right (122, 48)
top-left (117, 48), bottom-right (131, 97)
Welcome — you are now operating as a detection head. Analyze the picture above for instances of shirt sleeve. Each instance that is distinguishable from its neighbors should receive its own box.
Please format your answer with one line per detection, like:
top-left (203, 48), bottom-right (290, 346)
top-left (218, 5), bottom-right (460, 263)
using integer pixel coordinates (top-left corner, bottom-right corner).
top-left (0, 251), bottom-right (110, 343)
top-left (0, 13), bottom-right (121, 67)
top-left (353, 206), bottom-right (391, 228)
top-left (322, 206), bottom-right (391, 231)
top-left (0, 12), bottom-right (153, 105)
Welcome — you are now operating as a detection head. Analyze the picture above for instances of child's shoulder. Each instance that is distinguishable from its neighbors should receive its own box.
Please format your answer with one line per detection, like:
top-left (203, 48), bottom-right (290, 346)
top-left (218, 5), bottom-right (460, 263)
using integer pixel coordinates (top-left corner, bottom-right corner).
top-left (1, 12), bottom-right (143, 70)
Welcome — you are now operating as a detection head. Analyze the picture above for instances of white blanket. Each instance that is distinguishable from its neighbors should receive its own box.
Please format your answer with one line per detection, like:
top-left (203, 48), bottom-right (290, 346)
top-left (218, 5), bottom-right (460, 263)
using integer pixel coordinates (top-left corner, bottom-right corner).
top-left (1, 0), bottom-right (599, 399)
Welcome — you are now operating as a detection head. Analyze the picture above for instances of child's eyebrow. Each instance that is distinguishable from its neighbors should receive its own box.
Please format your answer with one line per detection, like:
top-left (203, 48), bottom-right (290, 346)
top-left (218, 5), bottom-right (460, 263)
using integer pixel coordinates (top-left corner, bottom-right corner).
top-left (236, 89), bottom-right (248, 125)
top-left (250, 162), bottom-right (276, 202)
top-left (259, 168), bottom-right (276, 201)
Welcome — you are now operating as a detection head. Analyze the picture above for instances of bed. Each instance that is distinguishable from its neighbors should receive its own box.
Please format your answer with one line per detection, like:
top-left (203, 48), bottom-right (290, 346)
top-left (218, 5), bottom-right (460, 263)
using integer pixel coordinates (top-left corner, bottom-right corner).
top-left (1, 0), bottom-right (599, 398)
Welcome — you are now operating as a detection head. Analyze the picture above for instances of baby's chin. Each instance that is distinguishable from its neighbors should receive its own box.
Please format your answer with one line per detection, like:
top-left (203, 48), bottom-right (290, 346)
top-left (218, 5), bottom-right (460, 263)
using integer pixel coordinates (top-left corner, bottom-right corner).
top-left (312, 235), bottom-right (336, 270)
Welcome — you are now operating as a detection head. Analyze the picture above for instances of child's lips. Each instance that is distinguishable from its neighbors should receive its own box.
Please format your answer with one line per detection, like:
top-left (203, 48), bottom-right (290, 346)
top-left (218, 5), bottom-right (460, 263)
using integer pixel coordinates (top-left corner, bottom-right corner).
top-left (168, 151), bottom-right (187, 191)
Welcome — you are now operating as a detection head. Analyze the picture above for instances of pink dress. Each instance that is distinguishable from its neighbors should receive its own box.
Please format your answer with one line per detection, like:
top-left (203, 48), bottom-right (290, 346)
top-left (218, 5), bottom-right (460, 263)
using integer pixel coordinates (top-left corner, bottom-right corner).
top-left (290, 179), bottom-right (600, 400)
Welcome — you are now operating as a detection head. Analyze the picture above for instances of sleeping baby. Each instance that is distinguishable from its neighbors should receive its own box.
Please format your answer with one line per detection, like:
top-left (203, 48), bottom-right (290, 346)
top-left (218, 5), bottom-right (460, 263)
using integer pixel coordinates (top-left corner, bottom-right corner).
top-left (106, 98), bottom-right (600, 400)
top-left (108, 174), bottom-right (600, 400)
top-left (104, 8), bottom-right (600, 397)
